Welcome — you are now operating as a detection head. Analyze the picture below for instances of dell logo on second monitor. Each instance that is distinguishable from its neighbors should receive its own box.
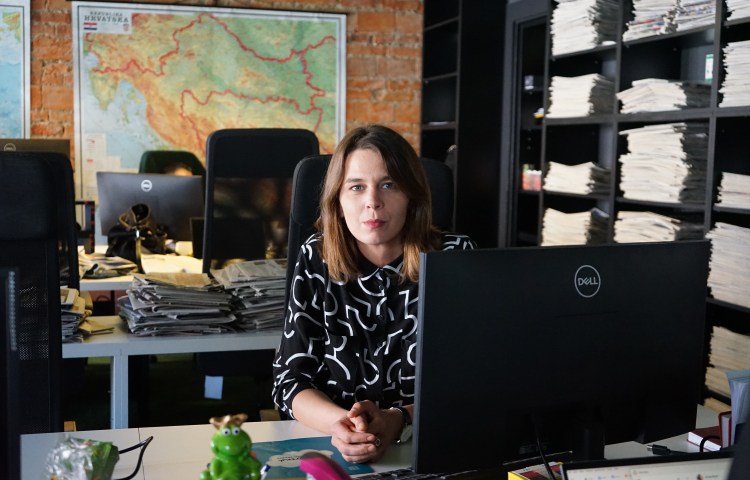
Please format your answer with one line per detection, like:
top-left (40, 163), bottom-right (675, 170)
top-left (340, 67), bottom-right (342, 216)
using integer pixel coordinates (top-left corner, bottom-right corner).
top-left (574, 265), bottom-right (601, 298)
top-left (140, 179), bottom-right (153, 192)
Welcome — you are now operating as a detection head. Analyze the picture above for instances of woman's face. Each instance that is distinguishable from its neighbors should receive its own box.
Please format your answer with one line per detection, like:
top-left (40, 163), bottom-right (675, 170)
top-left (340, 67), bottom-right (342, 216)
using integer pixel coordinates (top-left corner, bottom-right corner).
top-left (339, 148), bottom-right (409, 265)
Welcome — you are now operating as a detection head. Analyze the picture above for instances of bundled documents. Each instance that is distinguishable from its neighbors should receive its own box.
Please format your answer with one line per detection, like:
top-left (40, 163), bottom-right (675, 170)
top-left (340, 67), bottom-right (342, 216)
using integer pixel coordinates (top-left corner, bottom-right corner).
top-left (706, 222), bottom-right (750, 309)
top-left (623, 0), bottom-right (678, 41)
top-left (705, 326), bottom-right (750, 399)
top-left (719, 40), bottom-right (750, 107)
top-left (618, 122), bottom-right (708, 204)
top-left (617, 78), bottom-right (711, 113)
top-left (614, 210), bottom-right (704, 243)
top-left (543, 161), bottom-right (611, 195)
top-left (119, 273), bottom-right (237, 336)
top-left (79, 252), bottom-right (138, 279)
top-left (550, 0), bottom-right (618, 56)
top-left (61, 288), bottom-right (93, 343)
top-left (726, 0), bottom-right (750, 21)
top-left (674, 0), bottom-right (716, 31)
top-left (211, 259), bottom-right (287, 330)
top-left (716, 172), bottom-right (750, 209)
top-left (547, 74), bottom-right (615, 117)
top-left (541, 207), bottom-right (609, 246)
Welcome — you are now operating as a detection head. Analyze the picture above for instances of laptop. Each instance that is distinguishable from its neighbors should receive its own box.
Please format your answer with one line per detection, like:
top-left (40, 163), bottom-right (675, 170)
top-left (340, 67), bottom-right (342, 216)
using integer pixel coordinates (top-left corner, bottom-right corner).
top-left (0, 138), bottom-right (70, 159)
top-left (561, 451), bottom-right (733, 480)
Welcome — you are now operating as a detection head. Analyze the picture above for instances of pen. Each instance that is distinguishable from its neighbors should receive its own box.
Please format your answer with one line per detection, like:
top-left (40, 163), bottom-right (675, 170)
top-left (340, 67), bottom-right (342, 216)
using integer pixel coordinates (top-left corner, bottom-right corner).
top-left (260, 463), bottom-right (271, 480)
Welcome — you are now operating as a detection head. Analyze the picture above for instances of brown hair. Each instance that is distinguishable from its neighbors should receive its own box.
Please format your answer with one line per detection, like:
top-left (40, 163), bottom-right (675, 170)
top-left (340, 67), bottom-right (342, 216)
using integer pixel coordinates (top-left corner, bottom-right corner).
top-left (316, 124), bottom-right (442, 282)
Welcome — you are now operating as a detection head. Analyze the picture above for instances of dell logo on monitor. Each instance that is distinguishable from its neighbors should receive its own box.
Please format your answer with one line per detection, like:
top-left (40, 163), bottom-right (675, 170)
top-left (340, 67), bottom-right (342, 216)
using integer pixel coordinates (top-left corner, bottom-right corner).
top-left (140, 179), bottom-right (153, 192)
top-left (574, 265), bottom-right (601, 298)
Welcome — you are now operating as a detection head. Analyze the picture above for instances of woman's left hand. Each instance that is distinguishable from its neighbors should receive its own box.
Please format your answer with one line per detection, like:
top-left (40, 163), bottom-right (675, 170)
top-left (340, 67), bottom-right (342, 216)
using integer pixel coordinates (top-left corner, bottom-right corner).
top-left (338, 400), bottom-right (404, 463)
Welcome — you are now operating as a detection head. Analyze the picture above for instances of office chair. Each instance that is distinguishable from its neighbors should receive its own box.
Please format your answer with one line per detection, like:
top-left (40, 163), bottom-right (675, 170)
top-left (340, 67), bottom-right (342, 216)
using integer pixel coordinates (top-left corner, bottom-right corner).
top-left (0, 153), bottom-right (64, 480)
top-left (285, 154), bottom-right (456, 304)
top-left (198, 128), bottom-right (319, 403)
top-left (138, 150), bottom-right (206, 176)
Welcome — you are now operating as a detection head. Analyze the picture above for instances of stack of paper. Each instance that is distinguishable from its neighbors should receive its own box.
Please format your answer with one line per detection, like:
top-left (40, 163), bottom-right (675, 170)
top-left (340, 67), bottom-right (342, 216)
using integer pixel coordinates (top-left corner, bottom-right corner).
top-left (617, 78), bottom-right (711, 113)
top-left (726, 0), bottom-right (750, 21)
top-left (541, 207), bottom-right (609, 246)
top-left (79, 252), bottom-right (138, 279)
top-left (705, 326), bottom-right (750, 399)
top-left (717, 172), bottom-right (750, 209)
top-left (550, 0), bottom-right (618, 56)
top-left (674, 0), bottom-right (716, 31)
top-left (706, 222), bottom-right (750, 309)
top-left (547, 74), bottom-right (615, 117)
top-left (119, 273), bottom-right (237, 336)
top-left (719, 40), bottom-right (750, 107)
top-left (622, 0), bottom-right (678, 41)
top-left (543, 161), bottom-right (611, 195)
top-left (618, 122), bottom-right (708, 204)
top-left (61, 288), bottom-right (92, 343)
top-left (614, 210), bottom-right (704, 243)
top-left (212, 259), bottom-right (287, 330)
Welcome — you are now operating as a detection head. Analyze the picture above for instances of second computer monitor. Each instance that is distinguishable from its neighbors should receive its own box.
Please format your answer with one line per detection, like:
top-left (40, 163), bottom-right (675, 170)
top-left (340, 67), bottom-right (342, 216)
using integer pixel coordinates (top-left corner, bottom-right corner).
top-left (96, 172), bottom-right (204, 241)
top-left (413, 240), bottom-right (710, 473)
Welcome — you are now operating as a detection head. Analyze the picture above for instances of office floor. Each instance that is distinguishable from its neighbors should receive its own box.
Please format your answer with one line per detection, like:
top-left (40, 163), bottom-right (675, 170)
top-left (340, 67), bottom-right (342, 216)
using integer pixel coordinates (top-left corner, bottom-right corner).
top-left (62, 354), bottom-right (274, 431)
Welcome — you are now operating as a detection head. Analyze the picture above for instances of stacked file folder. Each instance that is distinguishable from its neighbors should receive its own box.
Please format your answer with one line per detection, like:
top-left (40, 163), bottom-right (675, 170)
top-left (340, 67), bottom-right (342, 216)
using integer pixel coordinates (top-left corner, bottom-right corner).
top-left (623, 0), bottom-right (678, 41)
top-left (706, 222), bottom-right (750, 309)
top-left (705, 325), bottom-right (750, 402)
top-left (617, 78), bottom-right (711, 113)
top-left (550, 0), bottom-right (619, 56)
top-left (618, 122), bottom-right (708, 204)
top-left (547, 74), bottom-right (615, 117)
top-left (543, 161), bottom-right (611, 195)
top-left (541, 207), bottom-right (609, 246)
top-left (716, 172), bottom-right (750, 210)
top-left (613, 210), bottom-right (704, 243)
top-left (719, 40), bottom-right (750, 107)
top-left (211, 259), bottom-right (287, 330)
top-left (119, 273), bottom-right (237, 336)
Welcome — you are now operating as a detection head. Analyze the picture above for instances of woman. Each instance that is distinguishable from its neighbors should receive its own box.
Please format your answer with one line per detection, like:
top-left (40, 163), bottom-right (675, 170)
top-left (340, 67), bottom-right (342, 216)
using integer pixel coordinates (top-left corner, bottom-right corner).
top-left (272, 124), bottom-right (475, 463)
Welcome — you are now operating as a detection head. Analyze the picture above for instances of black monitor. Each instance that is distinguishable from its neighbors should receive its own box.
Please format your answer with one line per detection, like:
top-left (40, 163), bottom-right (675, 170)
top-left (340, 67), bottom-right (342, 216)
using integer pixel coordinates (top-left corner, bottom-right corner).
top-left (0, 138), bottom-right (70, 159)
top-left (96, 172), bottom-right (204, 241)
top-left (413, 240), bottom-right (710, 473)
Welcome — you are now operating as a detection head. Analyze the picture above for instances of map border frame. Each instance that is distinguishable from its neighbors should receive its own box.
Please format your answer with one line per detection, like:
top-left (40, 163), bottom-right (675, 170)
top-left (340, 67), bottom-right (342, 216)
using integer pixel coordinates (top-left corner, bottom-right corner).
top-left (0, 0), bottom-right (31, 138)
top-left (71, 1), bottom-right (346, 198)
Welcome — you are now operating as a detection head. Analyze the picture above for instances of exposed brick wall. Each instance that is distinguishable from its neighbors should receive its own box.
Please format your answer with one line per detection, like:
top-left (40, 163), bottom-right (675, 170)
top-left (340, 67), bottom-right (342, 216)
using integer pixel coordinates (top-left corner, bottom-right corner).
top-left (29, 0), bottom-right (424, 162)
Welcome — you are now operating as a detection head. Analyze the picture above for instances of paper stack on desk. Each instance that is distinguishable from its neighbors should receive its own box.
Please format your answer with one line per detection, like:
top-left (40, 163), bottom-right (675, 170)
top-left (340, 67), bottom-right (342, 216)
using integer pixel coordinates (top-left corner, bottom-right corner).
top-left (119, 272), bottom-right (238, 335)
top-left (61, 288), bottom-right (93, 343)
top-left (211, 259), bottom-right (287, 330)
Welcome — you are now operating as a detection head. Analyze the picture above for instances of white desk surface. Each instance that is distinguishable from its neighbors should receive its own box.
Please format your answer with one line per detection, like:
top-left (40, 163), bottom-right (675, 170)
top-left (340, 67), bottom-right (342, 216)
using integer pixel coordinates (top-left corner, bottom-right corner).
top-left (21, 406), bottom-right (717, 480)
top-left (63, 316), bottom-right (282, 429)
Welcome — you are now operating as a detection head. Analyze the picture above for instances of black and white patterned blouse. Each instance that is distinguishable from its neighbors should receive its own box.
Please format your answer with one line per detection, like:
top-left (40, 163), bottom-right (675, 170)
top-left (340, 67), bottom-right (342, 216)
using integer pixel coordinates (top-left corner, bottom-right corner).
top-left (272, 232), bottom-right (476, 418)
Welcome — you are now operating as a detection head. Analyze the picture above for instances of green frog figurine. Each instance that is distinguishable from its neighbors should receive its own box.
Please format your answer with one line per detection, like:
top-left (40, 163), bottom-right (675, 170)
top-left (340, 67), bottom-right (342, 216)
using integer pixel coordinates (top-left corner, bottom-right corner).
top-left (200, 413), bottom-right (262, 480)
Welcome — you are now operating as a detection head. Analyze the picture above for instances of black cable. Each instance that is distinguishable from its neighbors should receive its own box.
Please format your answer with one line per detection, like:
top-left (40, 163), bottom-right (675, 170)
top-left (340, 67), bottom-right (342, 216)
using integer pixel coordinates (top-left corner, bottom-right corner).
top-left (700, 435), bottom-right (721, 452)
top-left (116, 435), bottom-right (154, 480)
top-left (531, 416), bottom-right (557, 480)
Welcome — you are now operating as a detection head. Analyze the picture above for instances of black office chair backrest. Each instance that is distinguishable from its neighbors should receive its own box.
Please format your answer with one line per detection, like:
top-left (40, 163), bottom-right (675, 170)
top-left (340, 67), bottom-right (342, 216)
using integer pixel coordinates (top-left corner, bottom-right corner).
top-left (138, 150), bottom-right (206, 176)
top-left (202, 128), bottom-right (319, 272)
top-left (0, 153), bottom-right (64, 480)
top-left (285, 154), bottom-right (455, 302)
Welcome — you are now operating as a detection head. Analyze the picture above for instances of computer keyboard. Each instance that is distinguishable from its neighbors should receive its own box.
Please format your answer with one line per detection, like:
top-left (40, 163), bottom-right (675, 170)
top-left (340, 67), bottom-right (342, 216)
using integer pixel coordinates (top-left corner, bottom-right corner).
top-left (356, 468), bottom-right (499, 480)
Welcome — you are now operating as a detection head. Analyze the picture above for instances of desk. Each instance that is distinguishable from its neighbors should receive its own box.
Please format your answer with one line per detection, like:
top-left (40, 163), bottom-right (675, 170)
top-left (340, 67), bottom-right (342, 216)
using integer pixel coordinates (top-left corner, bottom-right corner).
top-left (21, 420), bottom-right (411, 480)
top-left (63, 316), bottom-right (282, 429)
top-left (21, 406), bottom-right (719, 479)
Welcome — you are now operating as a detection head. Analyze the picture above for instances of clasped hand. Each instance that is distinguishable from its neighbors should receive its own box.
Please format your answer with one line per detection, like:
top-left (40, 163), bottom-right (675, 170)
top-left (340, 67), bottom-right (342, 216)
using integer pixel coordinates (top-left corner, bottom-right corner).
top-left (329, 400), bottom-right (401, 464)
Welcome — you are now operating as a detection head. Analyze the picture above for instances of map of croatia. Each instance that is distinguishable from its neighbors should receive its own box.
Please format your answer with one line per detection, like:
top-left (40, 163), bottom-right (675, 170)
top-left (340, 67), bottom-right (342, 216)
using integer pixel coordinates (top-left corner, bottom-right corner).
top-left (74, 2), bottom-right (344, 199)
